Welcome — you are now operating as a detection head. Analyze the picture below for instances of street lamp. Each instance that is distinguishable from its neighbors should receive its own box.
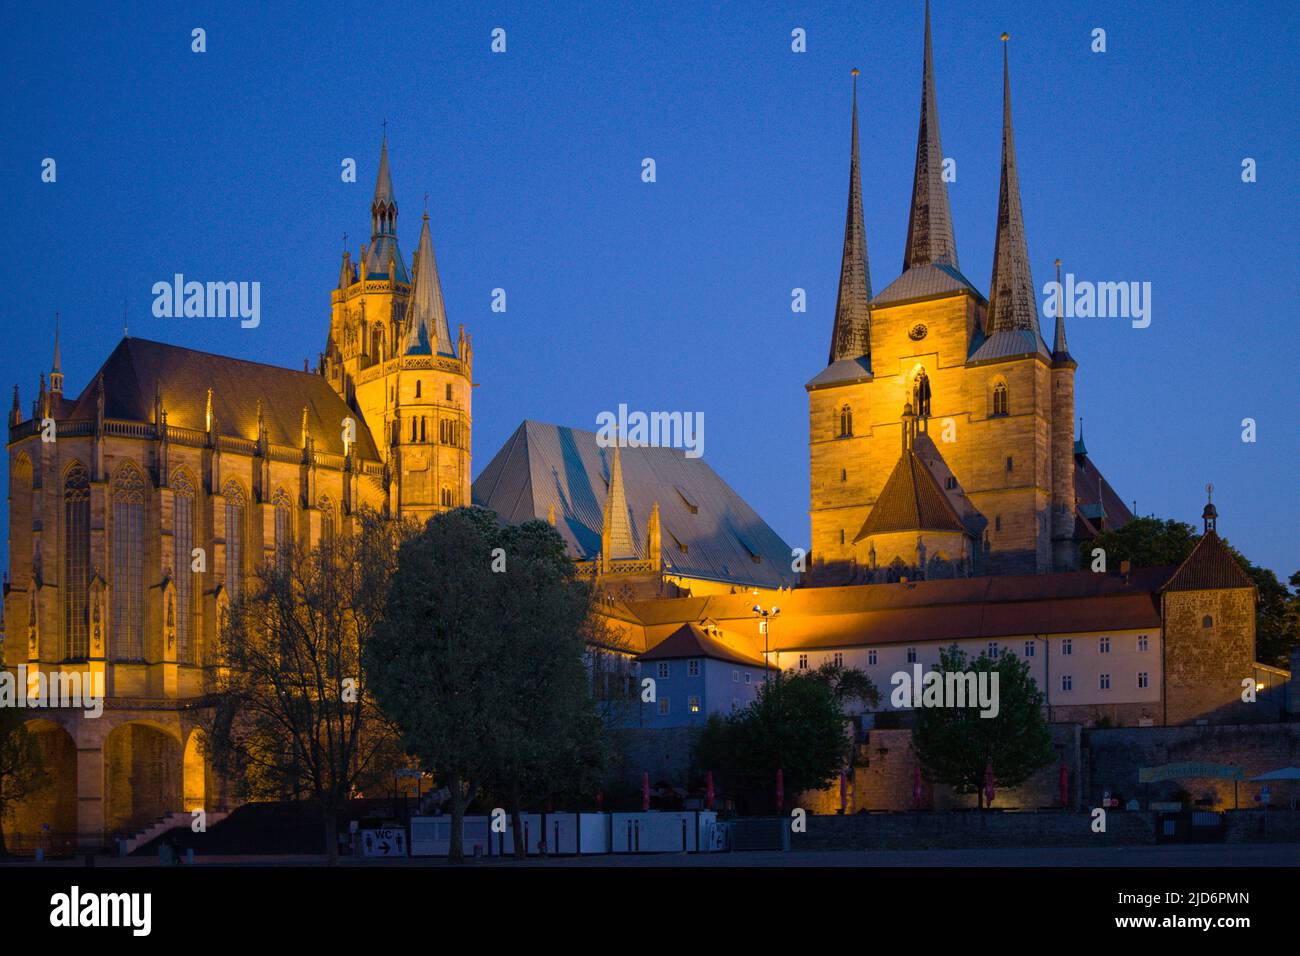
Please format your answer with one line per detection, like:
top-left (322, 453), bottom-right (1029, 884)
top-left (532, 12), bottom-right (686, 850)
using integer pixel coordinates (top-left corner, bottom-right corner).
top-left (751, 604), bottom-right (780, 683)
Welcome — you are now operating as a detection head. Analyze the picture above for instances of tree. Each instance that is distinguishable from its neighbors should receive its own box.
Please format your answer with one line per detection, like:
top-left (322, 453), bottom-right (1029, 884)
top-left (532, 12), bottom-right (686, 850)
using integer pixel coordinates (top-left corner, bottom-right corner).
top-left (694, 662), bottom-right (876, 812)
top-left (478, 520), bottom-right (610, 857)
top-left (0, 707), bottom-right (47, 856)
top-left (204, 507), bottom-right (410, 864)
top-left (1085, 516), bottom-right (1300, 667)
top-left (910, 645), bottom-right (1054, 809)
top-left (364, 507), bottom-right (506, 863)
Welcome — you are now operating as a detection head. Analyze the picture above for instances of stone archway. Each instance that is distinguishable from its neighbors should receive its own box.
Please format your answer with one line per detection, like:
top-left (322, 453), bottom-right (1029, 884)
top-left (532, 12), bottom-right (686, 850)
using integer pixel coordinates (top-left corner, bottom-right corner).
top-left (3, 719), bottom-right (78, 854)
top-left (103, 722), bottom-right (182, 836)
top-left (182, 728), bottom-right (211, 813)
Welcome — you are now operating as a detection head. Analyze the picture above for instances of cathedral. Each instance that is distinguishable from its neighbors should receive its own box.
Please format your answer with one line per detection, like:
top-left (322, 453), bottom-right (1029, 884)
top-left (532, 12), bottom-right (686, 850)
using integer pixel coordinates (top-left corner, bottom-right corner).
top-left (1, 5), bottom-right (1284, 850)
top-left (807, 10), bottom-right (1129, 585)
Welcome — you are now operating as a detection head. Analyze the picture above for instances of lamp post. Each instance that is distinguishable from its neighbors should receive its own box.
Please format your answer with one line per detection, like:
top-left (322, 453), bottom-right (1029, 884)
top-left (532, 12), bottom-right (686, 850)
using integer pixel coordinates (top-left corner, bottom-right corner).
top-left (753, 604), bottom-right (782, 804)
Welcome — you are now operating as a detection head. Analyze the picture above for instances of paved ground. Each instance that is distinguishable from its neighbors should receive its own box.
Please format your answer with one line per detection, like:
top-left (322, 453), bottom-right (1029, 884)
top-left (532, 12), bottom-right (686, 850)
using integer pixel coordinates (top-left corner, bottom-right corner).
top-left (3, 843), bottom-right (1296, 867)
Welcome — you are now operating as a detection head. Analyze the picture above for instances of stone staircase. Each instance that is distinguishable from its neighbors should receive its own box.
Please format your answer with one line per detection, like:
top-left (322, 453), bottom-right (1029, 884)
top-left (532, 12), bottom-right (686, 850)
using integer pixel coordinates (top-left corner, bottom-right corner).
top-left (120, 809), bottom-right (230, 856)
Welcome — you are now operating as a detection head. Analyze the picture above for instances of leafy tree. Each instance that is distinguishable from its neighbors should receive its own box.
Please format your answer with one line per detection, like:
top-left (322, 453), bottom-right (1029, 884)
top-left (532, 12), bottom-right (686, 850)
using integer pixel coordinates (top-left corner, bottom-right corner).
top-left (478, 519), bottom-right (610, 857)
top-left (1085, 516), bottom-right (1300, 667)
top-left (205, 507), bottom-right (410, 863)
top-left (0, 707), bottom-right (48, 856)
top-left (694, 662), bottom-right (876, 812)
top-left (910, 645), bottom-right (1054, 809)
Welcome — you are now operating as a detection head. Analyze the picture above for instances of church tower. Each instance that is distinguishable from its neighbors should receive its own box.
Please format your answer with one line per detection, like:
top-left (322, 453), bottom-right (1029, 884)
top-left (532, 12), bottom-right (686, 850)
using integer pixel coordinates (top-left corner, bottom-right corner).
top-left (809, 8), bottom-right (1071, 582)
top-left (324, 139), bottom-right (473, 523)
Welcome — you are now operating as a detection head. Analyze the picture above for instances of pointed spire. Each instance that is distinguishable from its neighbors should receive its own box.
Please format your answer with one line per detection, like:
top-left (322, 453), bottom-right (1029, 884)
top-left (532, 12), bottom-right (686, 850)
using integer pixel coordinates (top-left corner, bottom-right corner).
top-left (372, 136), bottom-right (397, 237)
top-left (49, 314), bottom-right (64, 395)
top-left (828, 69), bottom-right (873, 365)
top-left (904, 0), bottom-right (959, 271)
top-left (647, 500), bottom-right (662, 571)
top-left (338, 248), bottom-right (353, 290)
top-left (601, 442), bottom-right (637, 564)
top-left (1051, 257), bottom-right (1075, 366)
top-left (403, 212), bottom-right (455, 356)
top-left (986, 34), bottom-right (1041, 338)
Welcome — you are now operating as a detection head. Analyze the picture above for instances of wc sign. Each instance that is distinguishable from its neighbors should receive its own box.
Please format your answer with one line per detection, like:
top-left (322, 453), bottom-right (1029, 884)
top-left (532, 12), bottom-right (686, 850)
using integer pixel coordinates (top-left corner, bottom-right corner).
top-left (361, 827), bottom-right (407, 857)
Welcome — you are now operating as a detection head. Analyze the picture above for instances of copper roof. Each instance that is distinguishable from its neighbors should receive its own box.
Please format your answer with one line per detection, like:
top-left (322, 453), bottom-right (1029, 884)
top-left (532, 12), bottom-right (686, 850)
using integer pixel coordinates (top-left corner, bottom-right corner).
top-left (854, 448), bottom-right (967, 540)
top-left (69, 338), bottom-right (380, 460)
top-left (472, 421), bottom-right (797, 589)
top-left (636, 623), bottom-right (767, 667)
top-left (1163, 531), bottom-right (1254, 592)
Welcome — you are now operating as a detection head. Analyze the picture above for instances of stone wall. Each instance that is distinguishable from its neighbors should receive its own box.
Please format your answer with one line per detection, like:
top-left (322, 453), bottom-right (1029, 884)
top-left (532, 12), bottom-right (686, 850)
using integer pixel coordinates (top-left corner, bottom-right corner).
top-left (792, 809), bottom-right (1153, 850)
top-left (1163, 588), bottom-right (1256, 725)
top-left (1085, 724), bottom-right (1300, 811)
top-left (610, 726), bottom-right (701, 790)
top-left (798, 724), bottom-right (1082, 813)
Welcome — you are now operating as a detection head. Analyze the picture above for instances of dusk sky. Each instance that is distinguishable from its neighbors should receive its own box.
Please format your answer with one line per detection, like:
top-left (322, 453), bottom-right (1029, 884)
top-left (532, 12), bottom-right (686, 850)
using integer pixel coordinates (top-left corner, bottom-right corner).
top-left (2, 0), bottom-right (1296, 579)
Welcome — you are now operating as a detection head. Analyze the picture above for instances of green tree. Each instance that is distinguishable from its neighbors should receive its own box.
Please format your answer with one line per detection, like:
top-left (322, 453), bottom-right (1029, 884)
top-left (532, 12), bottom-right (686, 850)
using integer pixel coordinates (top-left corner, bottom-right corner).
top-left (1081, 516), bottom-right (1199, 568)
top-left (205, 508), bottom-right (410, 863)
top-left (0, 707), bottom-right (48, 857)
top-left (694, 662), bottom-right (876, 812)
top-left (478, 519), bottom-right (610, 858)
top-left (910, 645), bottom-right (1054, 809)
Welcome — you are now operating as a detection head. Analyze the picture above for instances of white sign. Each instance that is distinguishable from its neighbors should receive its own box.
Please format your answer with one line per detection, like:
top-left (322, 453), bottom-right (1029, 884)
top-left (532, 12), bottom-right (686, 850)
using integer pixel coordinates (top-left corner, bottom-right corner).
top-left (361, 827), bottom-right (407, 857)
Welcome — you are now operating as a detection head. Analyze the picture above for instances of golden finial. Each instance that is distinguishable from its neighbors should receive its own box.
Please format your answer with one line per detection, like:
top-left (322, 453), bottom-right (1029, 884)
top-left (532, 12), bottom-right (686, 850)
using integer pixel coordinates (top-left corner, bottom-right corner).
top-left (1001, 32), bottom-right (1010, 42)
top-left (851, 68), bottom-right (859, 77)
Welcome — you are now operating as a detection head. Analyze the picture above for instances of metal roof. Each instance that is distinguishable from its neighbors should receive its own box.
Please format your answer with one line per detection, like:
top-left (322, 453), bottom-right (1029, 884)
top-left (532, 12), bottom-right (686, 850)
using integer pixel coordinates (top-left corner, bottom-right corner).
top-left (404, 214), bottom-right (455, 357)
top-left (872, 262), bottom-right (981, 308)
top-left (472, 420), bottom-right (797, 589)
top-left (805, 355), bottom-right (872, 390)
top-left (828, 73), bottom-right (873, 365)
top-left (903, 0), bottom-right (959, 273)
top-left (967, 328), bottom-right (1051, 364)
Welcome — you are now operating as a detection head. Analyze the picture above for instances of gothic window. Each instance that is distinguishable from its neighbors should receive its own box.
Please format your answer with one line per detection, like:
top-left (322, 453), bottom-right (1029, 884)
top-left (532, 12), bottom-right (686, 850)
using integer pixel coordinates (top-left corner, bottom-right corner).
top-left (273, 489), bottom-right (293, 565)
top-left (111, 463), bottom-right (146, 661)
top-left (172, 471), bottom-right (196, 665)
top-left (63, 463), bottom-right (91, 660)
top-left (992, 380), bottom-right (1009, 416)
top-left (441, 487), bottom-right (454, 508)
top-left (913, 369), bottom-right (931, 417)
top-left (838, 405), bottom-right (853, 438)
top-left (420, 417), bottom-right (427, 443)
top-left (372, 327), bottom-right (384, 361)
top-left (411, 418), bottom-right (418, 443)
top-left (223, 480), bottom-right (246, 601)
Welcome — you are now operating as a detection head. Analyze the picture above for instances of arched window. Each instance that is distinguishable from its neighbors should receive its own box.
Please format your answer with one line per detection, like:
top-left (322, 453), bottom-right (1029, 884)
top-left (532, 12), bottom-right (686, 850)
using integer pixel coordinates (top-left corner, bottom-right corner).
top-left (913, 369), bottom-right (932, 417)
top-left (992, 380), bottom-right (1009, 417)
top-left (838, 405), bottom-right (853, 438)
top-left (63, 463), bottom-right (91, 660)
top-left (441, 487), bottom-right (454, 508)
top-left (172, 471), bottom-right (196, 665)
top-left (222, 481), bottom-right (246, 601)
top-left (415, 380), bottom-right (422, 399)
top-left (111, 464), bottom-right (146, 661)
top-left (1202, 615), bottom-right (1213, 629)
top-left (273, 489), bottom-right (293, 565)
top-left (371, 327), bottom-right (384, 362)
top-left (445, 384), bottom-right (453, 402)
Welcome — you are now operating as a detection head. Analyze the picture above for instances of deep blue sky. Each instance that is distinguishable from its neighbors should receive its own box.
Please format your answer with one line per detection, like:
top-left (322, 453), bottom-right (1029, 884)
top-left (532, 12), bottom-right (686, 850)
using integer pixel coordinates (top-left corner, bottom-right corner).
top-left (2, 1), bottom-right (1296, 580)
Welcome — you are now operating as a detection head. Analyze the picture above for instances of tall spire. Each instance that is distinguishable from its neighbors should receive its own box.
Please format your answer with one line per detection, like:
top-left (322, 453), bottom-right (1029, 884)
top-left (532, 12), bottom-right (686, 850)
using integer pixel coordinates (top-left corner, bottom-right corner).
top-left (601, 442), bottom-right (637, 564)
top-left (904, 0), bottom-right (959, 271)
top-left (828, 69), bottom-right (873, 364)
top-left (363, 138), bottom-right (408, 282)
top-left (403, 212), bottom-right (455, 356)
top-left (986, 34), bottom-right (1041, 337)
top-left (50, 313), bottom-right (63, 395)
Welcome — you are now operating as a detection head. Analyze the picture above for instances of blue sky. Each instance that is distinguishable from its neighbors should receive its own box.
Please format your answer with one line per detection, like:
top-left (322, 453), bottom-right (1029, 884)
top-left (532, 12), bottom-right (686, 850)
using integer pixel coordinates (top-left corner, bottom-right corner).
top-left (1, 0), bottom-right (1296, 579)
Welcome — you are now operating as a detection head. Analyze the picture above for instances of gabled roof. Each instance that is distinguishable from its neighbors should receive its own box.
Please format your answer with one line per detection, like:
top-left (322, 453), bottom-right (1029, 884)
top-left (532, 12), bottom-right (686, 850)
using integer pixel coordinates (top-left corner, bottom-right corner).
top-left (69, 338), bottom-right (380, 460)
top-left (637, 623), bottom-right (767, 668)
top-left (872, 262), bottom-right (982, 309)
top-left (854, 446), bottom-right (967, 541)
top-left (472, 421), bottom-right (796, 589)
top-left (1163, 531), bottom-right (1254, 592)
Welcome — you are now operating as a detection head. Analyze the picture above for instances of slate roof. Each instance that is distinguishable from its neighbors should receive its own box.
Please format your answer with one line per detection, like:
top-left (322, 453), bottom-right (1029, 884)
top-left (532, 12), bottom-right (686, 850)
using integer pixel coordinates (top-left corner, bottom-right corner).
top-left (404, 214), bottom-right (455, 357)
top-left (636, 623), bottom-right (767, 668)
top-left (854, 447), bottom-right (967, 541)
top-left (1163, 531), bottom-right (1254, 592)
top-left (827, 74), bottom-right (873, 364)
top-left (873, 262), bottom-right (982, 308)
top-left (472, 421), bottom-right (796, 589)
top-left (69, 338), bottom-right (380, 460)
top-left (1073, 453), bottom-right (1133, 534)
top-left (903, 0), bottom-right (959, 273)
top-left (805, 356), bottom-right (872, 391)
top-left (967, 328), bottom-right (1052, 364)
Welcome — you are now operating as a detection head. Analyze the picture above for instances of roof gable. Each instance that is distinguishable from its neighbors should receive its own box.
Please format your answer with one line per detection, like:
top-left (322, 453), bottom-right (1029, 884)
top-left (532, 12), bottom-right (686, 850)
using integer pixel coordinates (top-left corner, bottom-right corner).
top-left (855, 447), bottom-right (966, 540)
top-left (1163, 531), bottom-right (1254, 592)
